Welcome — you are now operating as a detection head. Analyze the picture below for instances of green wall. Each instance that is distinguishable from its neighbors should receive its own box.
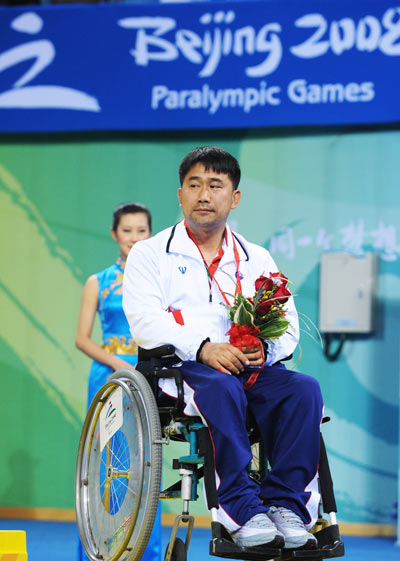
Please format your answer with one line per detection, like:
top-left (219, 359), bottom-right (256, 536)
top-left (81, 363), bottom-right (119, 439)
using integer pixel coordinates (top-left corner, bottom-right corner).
top-left (0, 128), bottom-right (398, 525)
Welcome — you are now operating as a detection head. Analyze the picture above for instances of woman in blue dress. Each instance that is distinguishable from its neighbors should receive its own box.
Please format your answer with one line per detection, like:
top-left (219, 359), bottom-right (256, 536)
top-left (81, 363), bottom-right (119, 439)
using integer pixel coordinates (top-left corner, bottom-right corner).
top-left (75, 201), bottom-right (161, 561)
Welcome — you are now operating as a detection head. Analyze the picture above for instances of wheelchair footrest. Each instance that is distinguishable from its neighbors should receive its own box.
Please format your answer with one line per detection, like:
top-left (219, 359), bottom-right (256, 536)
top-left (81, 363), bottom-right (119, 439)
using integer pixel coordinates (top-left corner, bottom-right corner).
top-left (281, 525), bottom-right (345, 560)
top-left (281, 542), bottom-right (344, 561)
top-left (209, 522), bottom-right (283, 560)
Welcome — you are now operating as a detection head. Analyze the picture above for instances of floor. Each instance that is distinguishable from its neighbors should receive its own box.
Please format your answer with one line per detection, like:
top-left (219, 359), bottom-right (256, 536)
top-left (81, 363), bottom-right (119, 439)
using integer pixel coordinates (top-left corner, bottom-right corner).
top-left (0, 519), bottom-right (398, 561)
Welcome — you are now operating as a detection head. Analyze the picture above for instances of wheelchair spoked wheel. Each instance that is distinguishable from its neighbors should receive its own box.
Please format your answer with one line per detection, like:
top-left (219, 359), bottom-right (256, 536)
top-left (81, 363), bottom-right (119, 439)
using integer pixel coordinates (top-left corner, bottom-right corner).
top-left (76, 368), bottom-right (162, 561)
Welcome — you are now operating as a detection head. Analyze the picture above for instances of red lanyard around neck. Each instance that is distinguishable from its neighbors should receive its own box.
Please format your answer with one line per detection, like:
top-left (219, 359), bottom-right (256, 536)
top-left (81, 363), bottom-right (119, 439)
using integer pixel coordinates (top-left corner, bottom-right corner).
top-left (185, 222), bottom-right (242, 305)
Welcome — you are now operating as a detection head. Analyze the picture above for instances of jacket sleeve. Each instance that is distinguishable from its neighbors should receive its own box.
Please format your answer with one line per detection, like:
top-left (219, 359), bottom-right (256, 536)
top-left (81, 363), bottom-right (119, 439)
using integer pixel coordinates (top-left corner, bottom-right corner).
top-left (256, 247), bottom-right (300, 366)
top-left (123, 239), bottom-right (205, 361)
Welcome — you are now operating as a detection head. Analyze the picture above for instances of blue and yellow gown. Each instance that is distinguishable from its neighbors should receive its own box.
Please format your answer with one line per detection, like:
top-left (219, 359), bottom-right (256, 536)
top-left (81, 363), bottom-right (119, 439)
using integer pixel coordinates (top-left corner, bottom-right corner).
top-left (78, 257), bottom-right (161, 561)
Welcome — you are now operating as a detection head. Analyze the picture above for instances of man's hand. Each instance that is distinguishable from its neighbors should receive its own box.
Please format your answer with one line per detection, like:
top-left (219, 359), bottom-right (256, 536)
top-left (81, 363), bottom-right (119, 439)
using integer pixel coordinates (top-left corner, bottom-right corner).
top-left (242, 345), bottom-right (264, 366)
top-left (199, 342), bottom-right (251, 375)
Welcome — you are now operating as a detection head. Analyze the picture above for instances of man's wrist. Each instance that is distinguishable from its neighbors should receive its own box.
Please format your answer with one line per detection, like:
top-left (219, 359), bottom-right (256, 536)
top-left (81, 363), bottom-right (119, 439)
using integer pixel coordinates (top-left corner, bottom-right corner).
top-left (196, 338), bottom-right (211, 363)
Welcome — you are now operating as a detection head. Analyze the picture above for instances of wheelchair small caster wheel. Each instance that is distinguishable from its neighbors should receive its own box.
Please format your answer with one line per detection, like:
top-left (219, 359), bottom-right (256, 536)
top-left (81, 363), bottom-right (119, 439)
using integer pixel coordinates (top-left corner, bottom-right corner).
top-left (165, 538), bottom-right (187, 561)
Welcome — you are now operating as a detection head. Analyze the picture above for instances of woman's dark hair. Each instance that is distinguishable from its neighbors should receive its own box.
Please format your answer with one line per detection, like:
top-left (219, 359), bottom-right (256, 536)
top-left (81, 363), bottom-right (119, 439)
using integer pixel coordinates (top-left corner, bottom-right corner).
top-left (112, 202), bottom-right (152, 232)
top-left (179, 146), bottom-right (241, 189)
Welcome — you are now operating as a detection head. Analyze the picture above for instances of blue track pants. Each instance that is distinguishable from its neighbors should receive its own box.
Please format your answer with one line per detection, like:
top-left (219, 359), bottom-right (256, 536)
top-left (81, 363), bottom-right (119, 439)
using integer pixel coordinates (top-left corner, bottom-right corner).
top-left (171, 361), bottom-right (323, 532)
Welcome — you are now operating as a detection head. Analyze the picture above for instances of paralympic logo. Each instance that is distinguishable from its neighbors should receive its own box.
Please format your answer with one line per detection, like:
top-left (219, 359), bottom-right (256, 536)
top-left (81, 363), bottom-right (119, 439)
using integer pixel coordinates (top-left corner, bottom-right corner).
top-left (0, 11), bottom-right (100, 111)
top-left (105, 400), bottom-right (116, 420)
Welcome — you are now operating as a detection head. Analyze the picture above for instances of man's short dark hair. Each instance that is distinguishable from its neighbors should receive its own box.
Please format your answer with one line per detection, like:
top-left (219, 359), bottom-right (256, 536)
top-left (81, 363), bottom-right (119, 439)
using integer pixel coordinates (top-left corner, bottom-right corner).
top-left (179, 146), bottom-right (241, 190)
top-left (112, 202), bottom-right (152, 232)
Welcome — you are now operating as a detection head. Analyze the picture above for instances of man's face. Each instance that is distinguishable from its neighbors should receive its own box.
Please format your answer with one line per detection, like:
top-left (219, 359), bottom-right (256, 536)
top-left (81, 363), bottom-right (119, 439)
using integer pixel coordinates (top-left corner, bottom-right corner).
top-left (178, 163), bottom-right (241, 230)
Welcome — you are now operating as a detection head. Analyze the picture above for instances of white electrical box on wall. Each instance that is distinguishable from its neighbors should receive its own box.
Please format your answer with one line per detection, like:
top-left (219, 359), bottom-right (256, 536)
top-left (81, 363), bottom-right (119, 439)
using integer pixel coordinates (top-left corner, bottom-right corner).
top-left (319, 252), bottom-right (378, 333)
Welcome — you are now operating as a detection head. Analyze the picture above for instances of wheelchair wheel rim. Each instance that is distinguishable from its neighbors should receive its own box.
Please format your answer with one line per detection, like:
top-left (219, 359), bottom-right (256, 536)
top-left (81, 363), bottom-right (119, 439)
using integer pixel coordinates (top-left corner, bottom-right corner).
top-left (76, 380), bottom-right (144, 561)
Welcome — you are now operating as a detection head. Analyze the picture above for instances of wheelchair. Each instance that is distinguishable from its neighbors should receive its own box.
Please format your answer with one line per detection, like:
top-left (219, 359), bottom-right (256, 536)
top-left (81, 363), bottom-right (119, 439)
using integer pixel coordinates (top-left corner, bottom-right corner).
top-left (75, 345), bottom-right (345, 561)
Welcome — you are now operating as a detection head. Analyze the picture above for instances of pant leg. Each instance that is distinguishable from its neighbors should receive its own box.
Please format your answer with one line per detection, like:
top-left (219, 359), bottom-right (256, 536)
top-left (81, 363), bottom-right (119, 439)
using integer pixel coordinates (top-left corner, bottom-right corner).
top-left (246, 363), bottom-right (323, 527)
top-left (175, 361), bottom-right (268, 531)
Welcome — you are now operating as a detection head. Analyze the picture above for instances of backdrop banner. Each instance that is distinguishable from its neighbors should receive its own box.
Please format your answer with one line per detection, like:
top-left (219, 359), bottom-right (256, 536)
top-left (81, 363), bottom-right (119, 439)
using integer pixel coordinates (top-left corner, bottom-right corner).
top-left (0, 1), bottom-right (400, 132)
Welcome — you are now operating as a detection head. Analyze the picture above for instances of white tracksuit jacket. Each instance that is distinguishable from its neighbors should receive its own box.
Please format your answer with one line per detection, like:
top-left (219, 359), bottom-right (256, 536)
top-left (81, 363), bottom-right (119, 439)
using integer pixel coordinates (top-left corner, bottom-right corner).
top-left (123, 221), bottom-right (299, 366)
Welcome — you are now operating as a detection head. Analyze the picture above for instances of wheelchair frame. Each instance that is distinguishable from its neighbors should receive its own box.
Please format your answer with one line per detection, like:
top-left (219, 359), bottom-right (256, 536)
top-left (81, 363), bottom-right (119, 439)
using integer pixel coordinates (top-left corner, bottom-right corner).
top-left (75, 345), bottom-right (345, 561)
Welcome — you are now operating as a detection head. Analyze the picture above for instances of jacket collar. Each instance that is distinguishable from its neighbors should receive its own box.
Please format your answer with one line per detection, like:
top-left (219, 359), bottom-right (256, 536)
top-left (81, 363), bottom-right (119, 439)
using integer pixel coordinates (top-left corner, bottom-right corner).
top-left (166, 220), bottom-right (249, 262)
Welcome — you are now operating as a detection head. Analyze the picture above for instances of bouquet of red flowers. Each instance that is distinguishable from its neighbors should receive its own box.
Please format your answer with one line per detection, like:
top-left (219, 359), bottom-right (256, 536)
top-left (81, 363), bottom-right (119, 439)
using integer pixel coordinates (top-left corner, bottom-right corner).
top-left (226, 272), bottom-right (292, 352)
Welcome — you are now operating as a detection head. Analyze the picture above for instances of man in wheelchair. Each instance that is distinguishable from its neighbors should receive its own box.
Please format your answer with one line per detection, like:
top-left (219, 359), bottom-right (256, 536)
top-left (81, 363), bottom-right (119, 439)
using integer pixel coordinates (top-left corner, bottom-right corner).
top-left (123, 146), bottom-right (324, 552)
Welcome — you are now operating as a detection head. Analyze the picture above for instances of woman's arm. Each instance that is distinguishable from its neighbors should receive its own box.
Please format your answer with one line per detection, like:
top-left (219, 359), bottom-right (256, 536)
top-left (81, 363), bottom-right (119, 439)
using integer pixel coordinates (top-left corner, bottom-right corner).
top-left (75, 275), bottom-right (132, 371)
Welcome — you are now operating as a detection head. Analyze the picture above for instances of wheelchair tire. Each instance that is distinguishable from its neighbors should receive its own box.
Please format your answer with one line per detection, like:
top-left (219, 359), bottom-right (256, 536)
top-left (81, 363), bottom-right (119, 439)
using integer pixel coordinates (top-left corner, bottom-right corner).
top-left (165, 538), bottom-right (186, 561)
top-left (75, 368), bottom-right (162, 561)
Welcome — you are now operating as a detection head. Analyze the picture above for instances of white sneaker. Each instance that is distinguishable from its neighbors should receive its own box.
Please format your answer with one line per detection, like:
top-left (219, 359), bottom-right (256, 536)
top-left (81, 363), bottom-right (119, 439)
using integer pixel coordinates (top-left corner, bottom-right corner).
top-left (230, 513), bottom-right (284, 548)
top-left (267, 506), bottom-right (317, 549)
